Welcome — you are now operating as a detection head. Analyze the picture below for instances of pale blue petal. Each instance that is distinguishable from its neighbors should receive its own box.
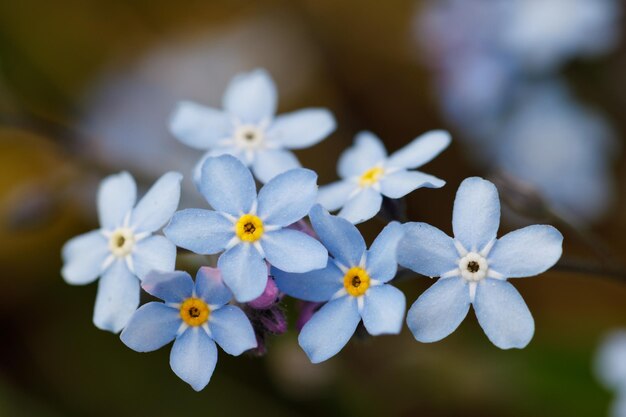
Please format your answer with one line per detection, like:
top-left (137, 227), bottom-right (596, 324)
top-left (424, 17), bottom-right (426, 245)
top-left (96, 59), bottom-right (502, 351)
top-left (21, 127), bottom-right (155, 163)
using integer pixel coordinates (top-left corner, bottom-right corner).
top-left (397, 222), bottom-right (458, 277)
top-left (489, 225), bottom-right (563, 278)
top-left (61, 231), bottom-right (109, 285)
top-left (362, 285), bottom-right (406, 335)
top-left (338, 188), bottom-right (382, 224)
top-left (309, 204), bottom-right (365, 267)
top-left (98, 171), bottom-right (136, 229)
top-left (217, 243), bottom-right (267, 302)
top-left (380, 170), bottom-right (445, 199)
top-left (452, 177), bottom-right (501, 252)
top-left (612, 395), bottom-right (626, 417)
top-left (406, 277), bottom-right (470, 343)
top-left (298, 296), bottom-right (360, 363)
top-left (130, 172), bottom-right (183, 233)
top-left (474, 279), bottom-right (534, 349)
top-left (257, 168), bottom-right (317, 226)
top-left (198, 155), bottom-right (256, 216)
top-left (261, 229), bottom-right (328, 273)
top-left (267, 108), bottom-right (336, 149)
top-left (164, 209), bottom-right (234, 255)
top-left (338, 131), bottom-right (387, 179)
top-left (132, 235), bottom-right (176, 280)
top-left (208, 305), bottom-right (257, 355)
top-left (192, 149), bottom-right (244, 186)
top-left (317, 180), bottom-right (357, 211)
top-left (93, 260), bottom-right (140, 333)
top-left (272, 263), bottom-right (342, 302)
top-left (170, 327), bottom-right (217, 391)
top-left (386, 130), bottom-right (451, 170)
top-left (366, 221), bottom-right (404, 282)
top-left (120, 302), bottom-right (180, 351)
top-left (222, 69), bottom-right (277, 124)
top-left (251, 149), bottom-right (301, 184)
top-left (141, 270), bottom-right (194, 303)
top-left (195, 267), bottom-right (233, 306)
top-left (169, 101), bottom-right (232, 149)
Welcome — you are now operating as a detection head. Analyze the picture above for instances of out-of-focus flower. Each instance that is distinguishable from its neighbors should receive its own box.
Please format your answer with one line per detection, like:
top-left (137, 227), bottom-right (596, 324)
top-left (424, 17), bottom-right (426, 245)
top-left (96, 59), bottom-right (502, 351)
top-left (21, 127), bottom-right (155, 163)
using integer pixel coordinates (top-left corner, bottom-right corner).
top-left (596, 330), bottom-right (626, 388)
top-left (61, 171), bottom-right (182, 333)
top-left (164, 155), bottom-right (327, 302)
top-left (120, 267), bottom-right (256, 391)
top-left (170, 69), bottom-right (336, 184)
top-left (397, 177), bottom-right (563, 349)
top-left (274, 205), bottom-right (406, 363)
top-left (318, 130), bottom-right (450, 224)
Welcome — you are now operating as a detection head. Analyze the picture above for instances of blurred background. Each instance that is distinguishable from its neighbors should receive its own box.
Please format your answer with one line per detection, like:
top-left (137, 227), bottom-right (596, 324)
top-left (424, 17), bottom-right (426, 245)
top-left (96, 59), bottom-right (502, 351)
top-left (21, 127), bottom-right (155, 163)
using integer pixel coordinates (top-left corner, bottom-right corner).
top-left (1, 0), bottom-right (626, 416)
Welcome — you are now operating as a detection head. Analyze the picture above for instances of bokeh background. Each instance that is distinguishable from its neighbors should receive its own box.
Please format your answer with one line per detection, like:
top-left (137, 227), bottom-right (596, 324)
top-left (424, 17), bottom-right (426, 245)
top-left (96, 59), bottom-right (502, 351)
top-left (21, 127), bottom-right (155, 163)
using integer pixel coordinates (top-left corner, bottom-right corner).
top-left (1, 0), bottom-right (626, 416)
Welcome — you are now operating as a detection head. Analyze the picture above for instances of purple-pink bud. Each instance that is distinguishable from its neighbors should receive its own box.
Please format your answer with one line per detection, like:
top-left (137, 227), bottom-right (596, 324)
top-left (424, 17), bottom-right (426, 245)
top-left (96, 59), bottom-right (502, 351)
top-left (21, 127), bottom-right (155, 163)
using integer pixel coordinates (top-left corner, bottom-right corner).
top-left (247, 276), bottom-right (280, 309)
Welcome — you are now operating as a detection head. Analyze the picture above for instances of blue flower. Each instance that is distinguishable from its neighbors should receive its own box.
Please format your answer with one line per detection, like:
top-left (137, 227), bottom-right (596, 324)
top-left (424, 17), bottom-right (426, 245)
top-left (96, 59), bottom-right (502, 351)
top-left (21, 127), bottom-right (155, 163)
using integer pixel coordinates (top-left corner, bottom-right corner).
top-left (169, 68), bottom-right (336, 184)
top-left (317, 130), bottom-right (450, 224)
top-left (274, 205), bottom-right (406, 363)
top-left (397, 177), bottom-right (563, 349)
top-left (120, 267), bottom-right (256, 391)
top-left (61, 171), bottom-right (182, 333)
top-left (164, 155), bottom-right (328, 303)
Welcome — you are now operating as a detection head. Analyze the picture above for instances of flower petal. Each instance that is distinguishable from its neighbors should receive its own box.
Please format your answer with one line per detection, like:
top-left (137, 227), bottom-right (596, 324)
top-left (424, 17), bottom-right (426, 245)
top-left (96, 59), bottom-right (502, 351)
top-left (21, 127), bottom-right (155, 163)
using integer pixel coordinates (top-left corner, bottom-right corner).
top-left (386, 130), bottom-right (451, 169)
top-left (98, 171), bottom-right (136, 229)
top-left (474, 279), bottom-right (534, 349)
top-left (261, 229), bottom-right (328, 273)
top-left (93, 260), bottom-right (140, 333)
top-left (130, 172), bottom-right (183, 233)
top-left (61, 230), bottom-right (109, 285)
top-left (257, 168), bottom-right (317, 226)
top-left (452, 177), bottom-right (501, 252)
top-left (195, 267), bottom-right (233, 307)
top-left (198, 155), bottom-right (256, 216)
top-left (217, 243), bottom-right (268, 302)
top-left (222, 69), bottom-right (277, 124)
top-left (362, 285), bottom-right (406, 335)
top-left (380, 170), bottom-right (445, 199)
top-left (169, 101), bottom-right (232, 149)
top-left (272, 263), bottom-right (343, 302)
top-left (141, 270), bottom-right (194, 303)
top-left (298, 296), bottom-right (360, 363)
top-left (267, 108), bottom-right (336, 149)
top-left (366, 221), bottom-right (404, 282)
top-left (309, 204), bottom-right (365, 267)
top-left (406, 277), bottom-right (470, 343)
top-left (337, 188), bottom-right (383, 224)
top-left (595, 330), bottom-right (626, 390)
top-left (164, 209), bottom-right (234, 255)
top-left (120, 302), bottom-right (180, 351)
top-left (397, 222), bottom-right (458, 277)
top-left (170, 327), bottom-right (217, 391)
top-left (208, 305), bottom-right (257, 355)
top-left (251, 149), bottom-right (301, 184)
top-left (488, 225), bottom-right (563, 278)
top-left (317, 180), bottom-right (357, 211)
top-left (132, 235), bottom-right (176, 280)
top-left (338, 131), bottom-right (387, 179)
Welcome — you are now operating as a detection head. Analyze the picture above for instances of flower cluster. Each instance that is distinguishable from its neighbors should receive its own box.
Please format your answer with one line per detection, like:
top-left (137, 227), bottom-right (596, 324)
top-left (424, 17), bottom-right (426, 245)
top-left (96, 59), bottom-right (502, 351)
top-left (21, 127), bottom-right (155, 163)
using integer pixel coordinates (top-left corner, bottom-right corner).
top-left (62, 68), bottom-right (563, 391)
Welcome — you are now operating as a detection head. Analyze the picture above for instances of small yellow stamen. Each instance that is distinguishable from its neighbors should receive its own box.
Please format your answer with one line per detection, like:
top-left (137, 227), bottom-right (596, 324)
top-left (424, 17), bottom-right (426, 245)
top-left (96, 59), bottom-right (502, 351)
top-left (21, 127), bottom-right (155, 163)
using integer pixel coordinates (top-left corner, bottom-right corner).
top-left (235, 214), bottom-right (264, 242)
top-left (180, 298), bottom-right (210, 326)
top-left (343, 267), bottom-right (371, 297)
top-left (359, 167), bottom-right (384, 187)
top-left (108, 228), bottom-right (135, 257)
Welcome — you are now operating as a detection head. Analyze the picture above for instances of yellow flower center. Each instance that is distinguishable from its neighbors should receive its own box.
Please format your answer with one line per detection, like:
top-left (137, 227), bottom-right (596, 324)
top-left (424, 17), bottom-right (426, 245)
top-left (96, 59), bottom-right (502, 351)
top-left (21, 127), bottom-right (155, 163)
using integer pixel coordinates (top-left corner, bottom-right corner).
top-left (235, 214), bottom-right (264, 242)
top-left (359, 167), bottom-right (384, 187)
top-left (343, 267), bottom-right (371, 297)
top-left (180, 298), bottom-right (210, 326)
top-left (108, 228), bottom-right (135, 257)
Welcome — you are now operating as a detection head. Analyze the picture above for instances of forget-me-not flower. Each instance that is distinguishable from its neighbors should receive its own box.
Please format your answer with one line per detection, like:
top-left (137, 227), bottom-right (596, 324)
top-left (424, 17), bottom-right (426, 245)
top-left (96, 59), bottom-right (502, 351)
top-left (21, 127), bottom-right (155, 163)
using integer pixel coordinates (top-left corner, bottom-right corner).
top-left (164, 155), bottom-right (328, 303)
top-left (274, 205), bottom-right (406, 363)
top-left (120, 267), bottom-right (256, 391)
top-left (397, 177), bottom-right (563, 349)
top-left (596, 330), bottom-right (626, 417)
top-left (318, 130), bottom-right (450, 224)
top-left (169, 68), bottom-right (336, 183)
top-left (61, 171), bottom-right (182, 332)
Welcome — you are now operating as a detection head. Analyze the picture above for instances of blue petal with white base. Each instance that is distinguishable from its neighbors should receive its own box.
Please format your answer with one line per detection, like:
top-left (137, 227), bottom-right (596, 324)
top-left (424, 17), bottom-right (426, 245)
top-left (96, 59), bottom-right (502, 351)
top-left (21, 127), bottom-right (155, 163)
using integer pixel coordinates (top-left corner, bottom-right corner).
top-left (170, 328), bottom-right (218, 392)
top-left (208, 306), bottom-right (257, 355)
top-left (309, 204), bottom-right (365, 267)
top-left (93, 260), bottom-right (140, 333)
top-left (165, 209), bottom-right (234, 255)
top-left (361, 285), bottom-right (406, 335)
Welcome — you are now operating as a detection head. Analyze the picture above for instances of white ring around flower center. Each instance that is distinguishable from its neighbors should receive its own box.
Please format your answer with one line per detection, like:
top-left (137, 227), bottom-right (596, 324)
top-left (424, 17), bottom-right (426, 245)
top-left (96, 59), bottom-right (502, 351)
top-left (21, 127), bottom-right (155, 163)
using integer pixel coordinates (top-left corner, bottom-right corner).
top-left (458, 252), bottom-right (488, 282)
top-left (234, 125), bottom-right (265, 149)
top-left (108, 227), bottom-right (136, 257)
